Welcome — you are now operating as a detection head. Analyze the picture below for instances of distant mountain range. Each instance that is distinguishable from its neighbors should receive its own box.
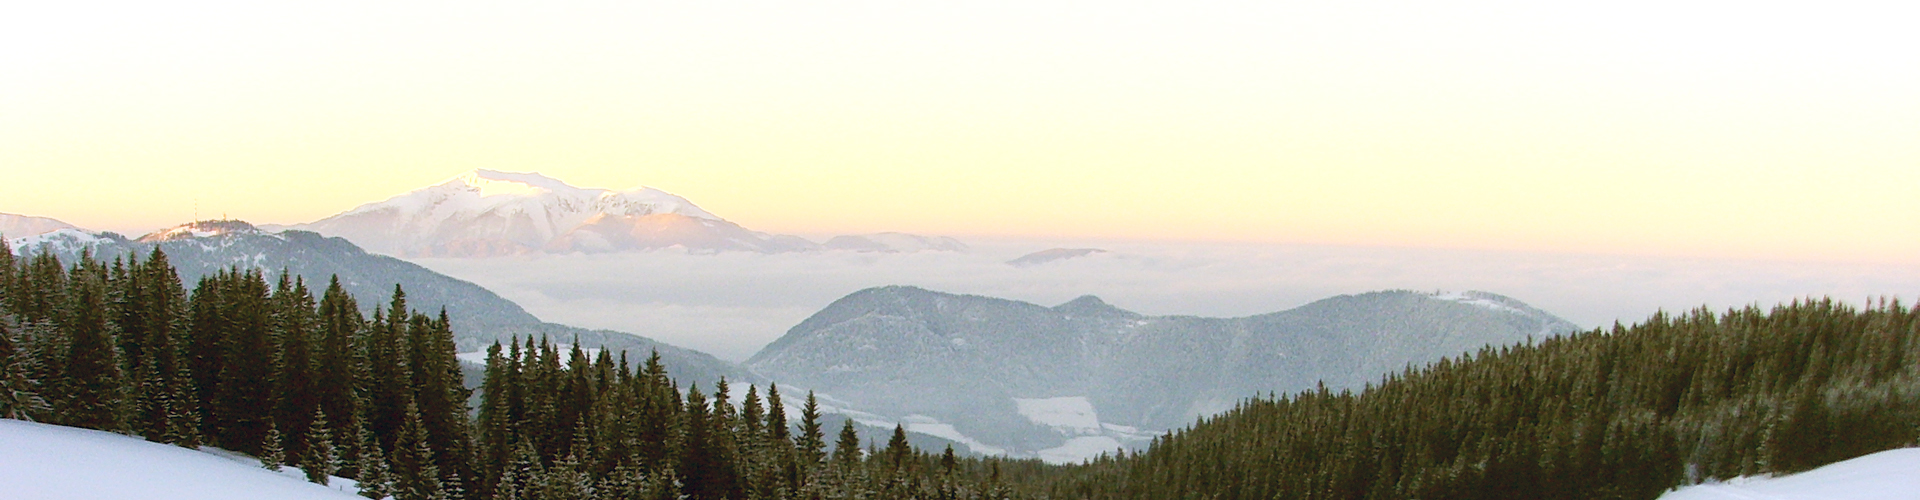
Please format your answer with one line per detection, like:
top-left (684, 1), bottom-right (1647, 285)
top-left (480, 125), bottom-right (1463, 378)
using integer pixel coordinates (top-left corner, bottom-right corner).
top-left (280, 170), bottom-right (964, 257)
top-left (1007, 248), bottom-right (1107, 267)
top-left (747, 286), bottom-right (1581, 462)
top-left (7, 206), bottom-right (1590, 465)
top-left (5, 219), bottom-right (748, 386)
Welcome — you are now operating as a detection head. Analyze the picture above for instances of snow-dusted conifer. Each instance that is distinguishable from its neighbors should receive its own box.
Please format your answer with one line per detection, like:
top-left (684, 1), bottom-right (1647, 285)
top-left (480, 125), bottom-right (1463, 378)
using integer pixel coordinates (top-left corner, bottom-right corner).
top-left (356, 417), bottom-right (395, 500)
top-left (306, 408), bottom-right (338, 485)
top-left (0, 318), bottom-right (50, 420)
top-left (261, 421), bottom-right (286, 471)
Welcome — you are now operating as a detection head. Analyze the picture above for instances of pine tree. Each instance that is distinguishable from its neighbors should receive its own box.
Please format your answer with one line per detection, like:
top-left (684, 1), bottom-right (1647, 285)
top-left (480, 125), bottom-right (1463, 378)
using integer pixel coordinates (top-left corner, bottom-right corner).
top-left (57, 253), bottom-right (127, 431)
top-left (274, 273), bottom-right (322, 462)
top-left (262, 421), bottom-right (287, 471)
top-left (407, 308), bottom-right (472, 491)
top-left (164, 358), bottom-right (203, 448)
top-left (307, 408), bottom-right (339, 485)
top-left (0, 317), bottom-right (49, 420)
top-left (681, 385), bottom-right (720, 500)
top-left (797, 392), bottom-right (826, 468)
top-left (357, 418), bottom-right (396, 500)
top-left (315, 276), bottom-right (363, 454)
top-left (766, 383), bottom-right (790, 445)
top-left (884, 425), bottom-right (911, 471)
top-left (832, 420), bottom-right (862, 468)
top-left (391, 401), bottom-right (447, 500)
top-left (476, 341), bottom-right (514, 499)
top-left (214, 269), bottom-right (276, 453)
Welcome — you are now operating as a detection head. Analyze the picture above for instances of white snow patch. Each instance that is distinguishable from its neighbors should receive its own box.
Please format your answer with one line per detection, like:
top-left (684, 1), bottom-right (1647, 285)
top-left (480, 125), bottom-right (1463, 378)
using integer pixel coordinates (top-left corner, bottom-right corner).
top-left (1661, 448), bottom-right (1920, 500)
top-left (1037, 436), bottom-right (1125, 465)
top-left (456, 344), bottom-right (600, 367)
top-left (0, 419), bottom-right (369, 500)
top-left (1427, 290), bottom-right (1525, 315)
top-left (8, 228), bottom-right (105, 252)
top-left (1014, 396), bottom-right (1102, 435)
top-left (901, 415), bottom-right (1008, 456)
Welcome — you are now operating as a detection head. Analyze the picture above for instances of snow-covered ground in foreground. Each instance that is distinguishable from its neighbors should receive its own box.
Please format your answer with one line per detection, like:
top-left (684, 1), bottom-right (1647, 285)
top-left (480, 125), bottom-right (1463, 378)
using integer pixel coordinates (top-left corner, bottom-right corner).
top-left (1661, 447), bottom-right (1920, 500)
top-left (0, 419), bottom-right (365, 500)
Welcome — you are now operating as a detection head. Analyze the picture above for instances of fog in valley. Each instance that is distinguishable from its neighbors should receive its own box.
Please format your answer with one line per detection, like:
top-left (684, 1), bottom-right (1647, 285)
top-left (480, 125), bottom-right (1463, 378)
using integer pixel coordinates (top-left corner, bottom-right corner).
top-left (416, 240), bottom-right (1920, 361)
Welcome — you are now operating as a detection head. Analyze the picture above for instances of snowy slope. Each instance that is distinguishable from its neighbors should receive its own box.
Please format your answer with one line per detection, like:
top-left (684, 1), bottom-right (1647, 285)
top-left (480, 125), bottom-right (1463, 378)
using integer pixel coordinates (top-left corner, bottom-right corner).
top-left (1661, 448), bottom-right (1920, 500)
top-left (0, 419), bottom-right (367, 500)
top-left (291, 169), bottom-right (816, 256)
top-left (0, 212), bottom-right (83, 239)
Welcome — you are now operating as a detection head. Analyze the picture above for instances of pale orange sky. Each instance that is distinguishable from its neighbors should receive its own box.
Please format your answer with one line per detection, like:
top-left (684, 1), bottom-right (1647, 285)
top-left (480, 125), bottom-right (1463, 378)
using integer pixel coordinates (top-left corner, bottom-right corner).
top-left (4, 1), bottom-right (1917, 263)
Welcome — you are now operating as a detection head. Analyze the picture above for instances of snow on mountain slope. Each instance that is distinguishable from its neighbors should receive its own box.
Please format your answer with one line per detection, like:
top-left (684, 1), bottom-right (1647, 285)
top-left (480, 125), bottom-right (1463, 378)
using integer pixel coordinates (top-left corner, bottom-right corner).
top-left (0, 419), bottom-right (366, 500)
top-left (292, 169), bottom-right (812, 257)
top-left (750, 286), bottom-right (1582, 463)
top-left (7, 228), bottom-right (110, 255)
top-left (0, 212), bottom-right (83, 239)
top-left (1661, 447), bottom-right (1920, 500)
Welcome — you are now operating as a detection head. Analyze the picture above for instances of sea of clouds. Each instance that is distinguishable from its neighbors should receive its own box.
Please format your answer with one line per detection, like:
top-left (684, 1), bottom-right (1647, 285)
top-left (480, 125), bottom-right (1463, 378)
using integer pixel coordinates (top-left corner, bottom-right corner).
top-left (415, 240), bottom-right (1920, 362)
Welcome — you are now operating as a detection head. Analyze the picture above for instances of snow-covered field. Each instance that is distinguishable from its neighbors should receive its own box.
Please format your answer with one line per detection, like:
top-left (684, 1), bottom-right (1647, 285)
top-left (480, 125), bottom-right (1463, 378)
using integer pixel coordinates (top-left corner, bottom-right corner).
top-left (1661, 448), bottom-right (1920, 500)
top-left (0, 419), bottom-right (365, 500)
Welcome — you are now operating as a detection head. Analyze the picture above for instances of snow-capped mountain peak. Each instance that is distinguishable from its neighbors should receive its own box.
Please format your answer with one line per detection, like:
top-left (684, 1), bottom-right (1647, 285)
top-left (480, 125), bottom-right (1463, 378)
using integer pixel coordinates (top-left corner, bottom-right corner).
top-left (293, 170), bottom-right (808, 257)
top-left (450, 169), bottom-right (588, 198)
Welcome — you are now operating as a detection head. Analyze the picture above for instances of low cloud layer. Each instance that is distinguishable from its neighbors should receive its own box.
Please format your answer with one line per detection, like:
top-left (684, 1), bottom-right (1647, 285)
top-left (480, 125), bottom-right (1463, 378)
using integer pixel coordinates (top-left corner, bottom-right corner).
top-left (415, 241), bottom-right (1920, 361)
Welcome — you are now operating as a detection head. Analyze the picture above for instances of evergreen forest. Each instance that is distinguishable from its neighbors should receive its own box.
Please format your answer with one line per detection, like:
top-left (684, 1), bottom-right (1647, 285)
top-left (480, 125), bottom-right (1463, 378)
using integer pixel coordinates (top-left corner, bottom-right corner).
top-left (0, 243), bottom-right (1021, 499)
top-left (3, 237), bottom-right (1917, 500)
top-left (1027, 300), bottom-right (1920, 499)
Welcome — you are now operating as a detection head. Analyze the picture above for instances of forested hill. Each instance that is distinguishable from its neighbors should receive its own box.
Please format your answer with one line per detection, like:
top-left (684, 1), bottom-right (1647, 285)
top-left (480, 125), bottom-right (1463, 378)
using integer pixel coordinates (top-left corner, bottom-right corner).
top-left (6, 221), bottom-right (746, 385)
top-left (1024, 299), bottom-right (1920, 500)
top-left (0, 243), bottom-right (1031, 499)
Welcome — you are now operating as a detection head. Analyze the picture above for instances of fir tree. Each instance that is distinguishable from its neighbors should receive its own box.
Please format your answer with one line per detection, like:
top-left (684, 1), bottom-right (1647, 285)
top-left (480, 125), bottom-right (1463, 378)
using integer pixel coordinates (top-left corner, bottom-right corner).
top-left (391, 401), bottom-right (447, 500)
top-left (262, 421), bottom-right (287, 471)
top-left (273, 273), bottom-right (322, 462)
top-left (306, 408), bottom-right (339, 485)
top-left (357, 420), bottom-right (396, 500)
top-left (884, 424), bottom-right (911, 471)
top-left (832, 420), bottom-right (862, 468)
top-left (0, 317), bottom-right (49, 420)
top-left (213, 269), bottom-right (275, 453)
top-left (314, 276), bottom-right (363, 453)
top-left (797, 392), bottom-right (826, 467)
top-left (57, 254), bottom-right (127, 431)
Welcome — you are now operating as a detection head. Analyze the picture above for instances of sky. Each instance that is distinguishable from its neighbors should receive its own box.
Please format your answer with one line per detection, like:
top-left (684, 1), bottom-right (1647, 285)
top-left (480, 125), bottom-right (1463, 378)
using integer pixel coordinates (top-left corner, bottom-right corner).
top-left (5, 1), bottom-right (1920, 263)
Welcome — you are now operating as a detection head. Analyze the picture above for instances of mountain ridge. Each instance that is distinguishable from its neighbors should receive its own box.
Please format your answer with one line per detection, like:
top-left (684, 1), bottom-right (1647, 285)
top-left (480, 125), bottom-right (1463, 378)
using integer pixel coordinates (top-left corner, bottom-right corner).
top-left (6, 219), bottom-right (751, 386)
top-left (747, 285), bottom-right (1582, 462)
top-left (289, 170), bottom-right (810, 257)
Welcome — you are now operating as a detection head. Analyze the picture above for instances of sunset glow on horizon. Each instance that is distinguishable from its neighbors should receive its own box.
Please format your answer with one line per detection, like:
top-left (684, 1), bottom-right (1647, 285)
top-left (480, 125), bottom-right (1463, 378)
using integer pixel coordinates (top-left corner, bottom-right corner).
top-left (5, 1), bottom-right (1917, 263)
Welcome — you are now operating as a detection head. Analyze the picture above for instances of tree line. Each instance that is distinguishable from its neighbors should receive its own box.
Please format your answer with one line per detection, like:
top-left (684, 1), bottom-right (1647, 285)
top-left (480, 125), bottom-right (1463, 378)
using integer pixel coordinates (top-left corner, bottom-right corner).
top-left (1021, 299), bottom-right (1920, 500)
top-left (0, 241), bottom-right (1028, 499)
